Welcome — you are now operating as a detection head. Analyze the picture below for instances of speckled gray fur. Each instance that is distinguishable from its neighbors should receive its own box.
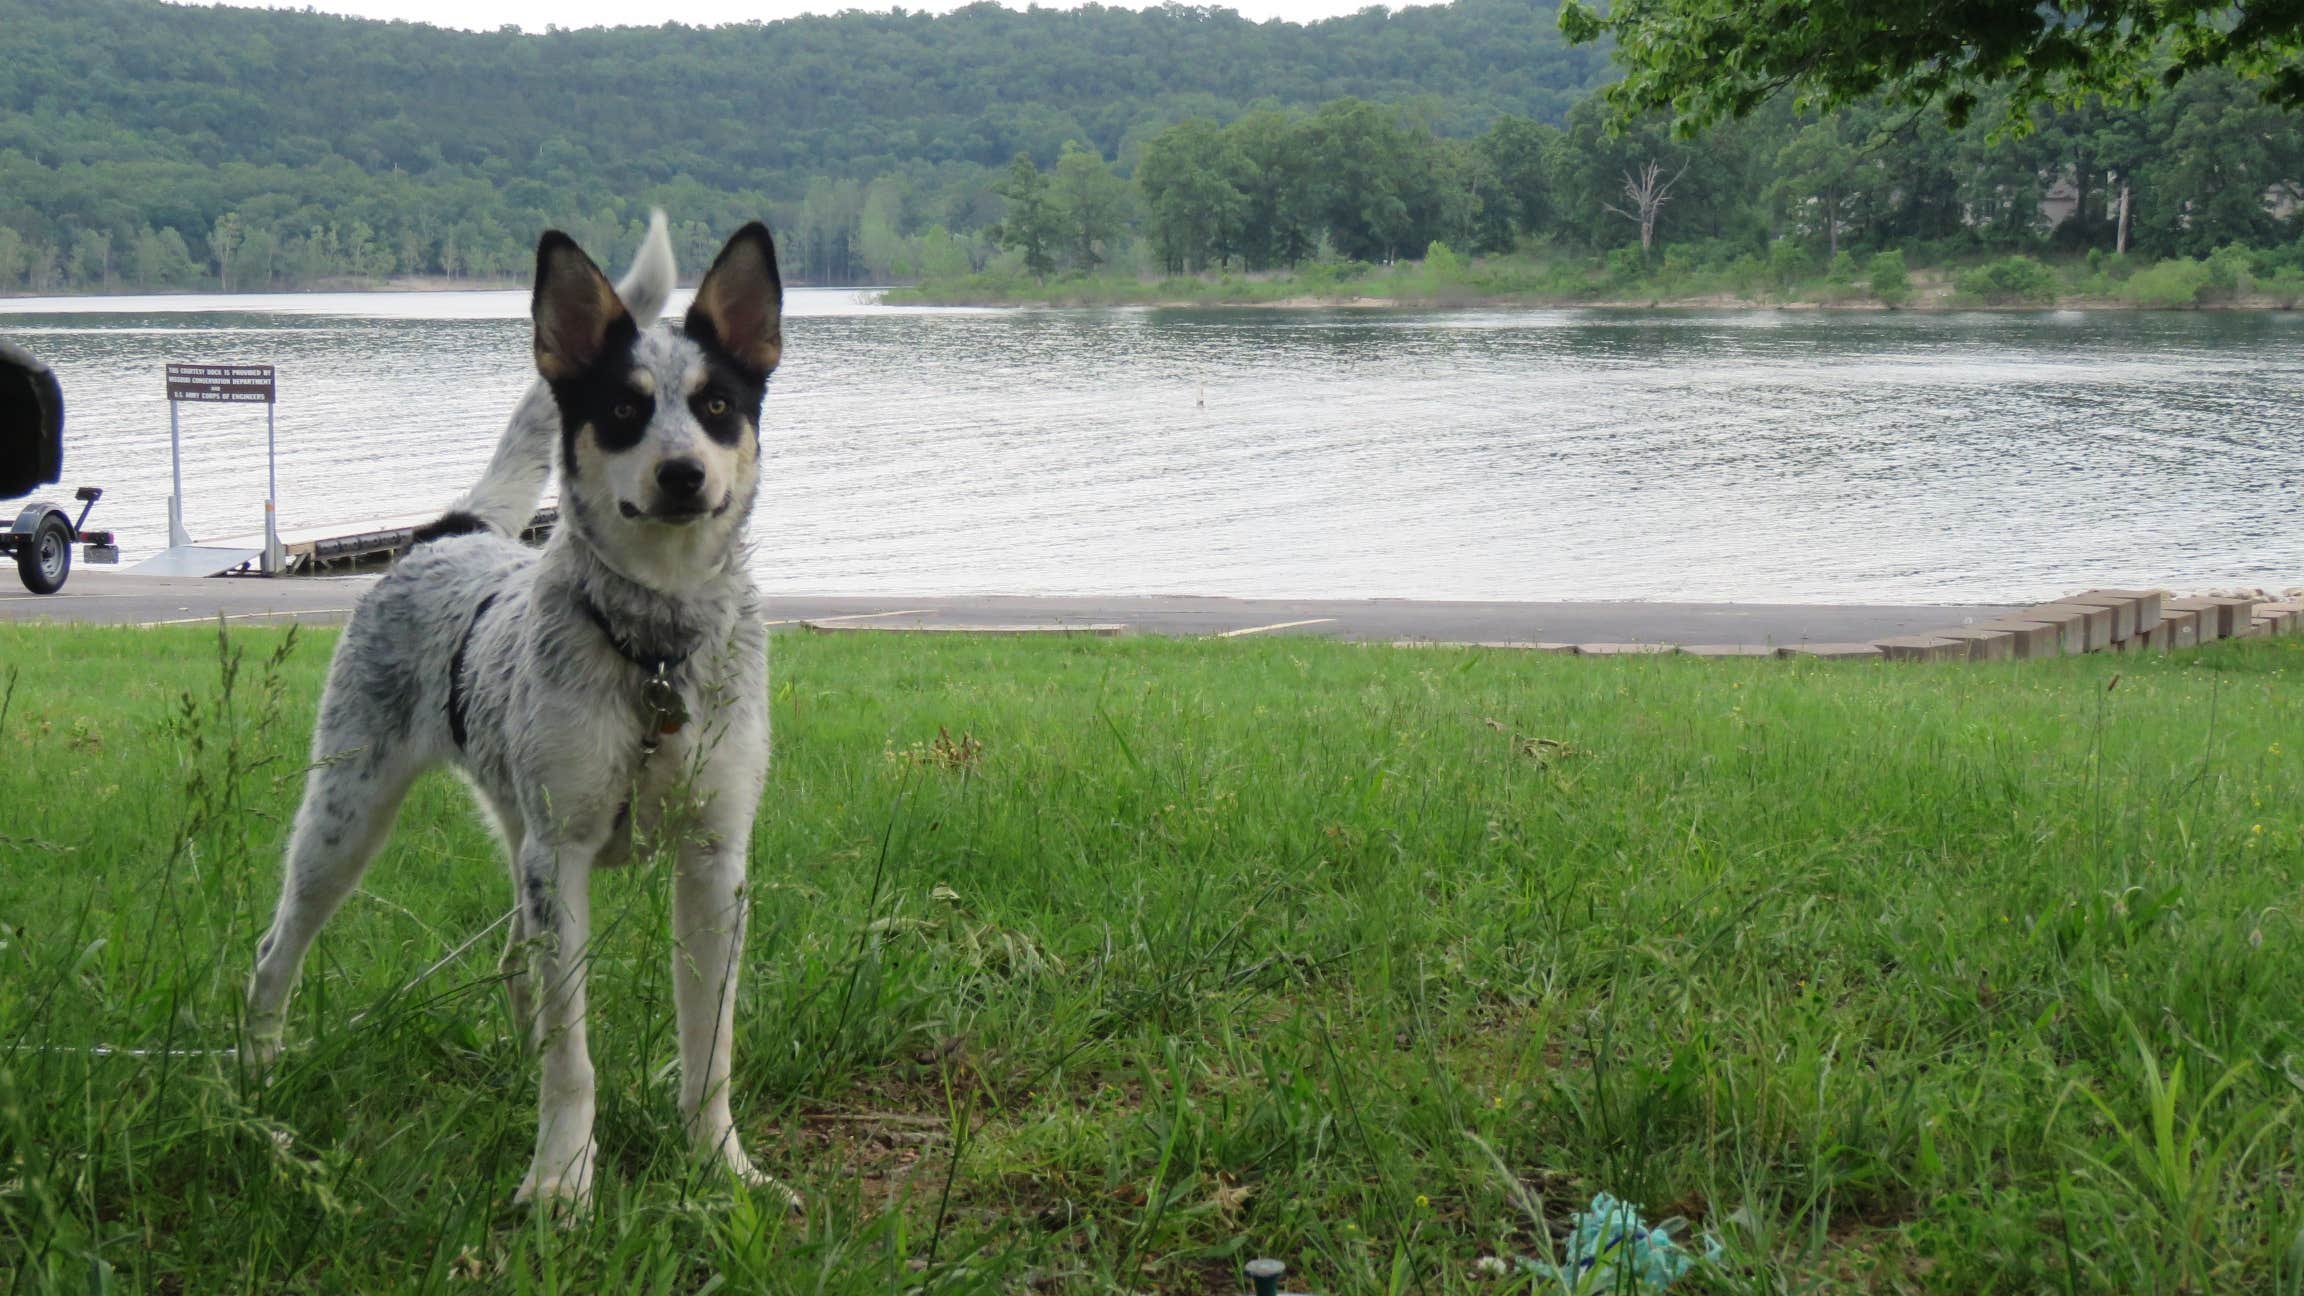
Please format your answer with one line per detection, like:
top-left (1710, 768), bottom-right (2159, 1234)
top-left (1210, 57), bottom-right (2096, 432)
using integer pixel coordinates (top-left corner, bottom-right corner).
top-left (244, 215), bottom-right (795, 1210)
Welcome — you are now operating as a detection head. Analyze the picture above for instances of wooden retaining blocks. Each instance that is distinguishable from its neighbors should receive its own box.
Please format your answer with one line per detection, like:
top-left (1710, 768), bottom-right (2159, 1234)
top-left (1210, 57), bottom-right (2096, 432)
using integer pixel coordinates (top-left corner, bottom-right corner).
top-left (2164, 597), bottom-right (2245, 641)
top-left (2216, 596), bottom-right (2262, 637)
top-left (1375, 587), bottom-right (2279, 665)
top-left (2030, 603), bottom-right (2116, 651)
top-left (2074, 589), bottom-right (2164, 634)
top-left (1575, 642), bottom-right (1679, 656)
top-left (2061, 594), bottom-right (2138, 643)
top-left (1873, 635), bottom-right (1967, 662)
top-left (2163, 598), bottom-right (2221, 641)
top-left (1780, 642), bottom-right (1885, 660)
top-left (2156, 606), bottom-right (2202, 649)
top-left (1935, 627), bottom-right (2018, 661)
top-left (2253, 603), bottom-right (2300, 635)
top-left (1983, 620), bottom-right (2066, 658)
top-left (2016, 605), bottom-right (2090, 655)
top-left (1389, 641), bottom-right (1580, 652)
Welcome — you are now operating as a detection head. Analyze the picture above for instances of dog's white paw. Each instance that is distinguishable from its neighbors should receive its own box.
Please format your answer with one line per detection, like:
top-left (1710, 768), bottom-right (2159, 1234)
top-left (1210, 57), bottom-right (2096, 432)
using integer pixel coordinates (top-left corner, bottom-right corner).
top-left (702, 1135), bottom-right (801, 1212)
top-left (515, 1142), bottom-right (597, 1214)
top-left (730, 1157), bottom-right (803, 1213)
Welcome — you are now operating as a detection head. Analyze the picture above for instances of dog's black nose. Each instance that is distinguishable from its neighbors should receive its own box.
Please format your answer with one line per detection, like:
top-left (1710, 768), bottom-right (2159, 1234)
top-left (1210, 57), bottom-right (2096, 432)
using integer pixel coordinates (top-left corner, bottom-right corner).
top-left (656, 458), bottom-right (706, 499)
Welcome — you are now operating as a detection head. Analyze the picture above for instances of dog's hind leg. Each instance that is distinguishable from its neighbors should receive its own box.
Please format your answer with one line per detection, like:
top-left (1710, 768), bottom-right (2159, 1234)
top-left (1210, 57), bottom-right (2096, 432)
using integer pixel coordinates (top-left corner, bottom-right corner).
top-left (244, 742), bottom-right (424, 1067)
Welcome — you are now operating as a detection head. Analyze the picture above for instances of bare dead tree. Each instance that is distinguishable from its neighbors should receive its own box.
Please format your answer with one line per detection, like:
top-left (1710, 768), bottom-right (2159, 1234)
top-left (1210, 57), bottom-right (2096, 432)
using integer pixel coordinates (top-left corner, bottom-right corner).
top-left (1602, 159), bottom-right (1692, 255)
top-left (2114, 173), bottom-right (2132, 256)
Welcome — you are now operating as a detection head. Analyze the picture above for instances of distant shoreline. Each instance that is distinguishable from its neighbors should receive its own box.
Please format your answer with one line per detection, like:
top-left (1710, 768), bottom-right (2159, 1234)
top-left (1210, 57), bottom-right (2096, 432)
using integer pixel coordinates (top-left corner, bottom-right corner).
top-left (882, 251), bottom-right (2304, 312)
top-left (6, 281), bottom-right (2298, 313)
top-left (883, 280), bottom-right (2304, 313)
top-left (883, 292), bottom-right (2298, 312)
top-left (0, 276), bottom-right (878, 301)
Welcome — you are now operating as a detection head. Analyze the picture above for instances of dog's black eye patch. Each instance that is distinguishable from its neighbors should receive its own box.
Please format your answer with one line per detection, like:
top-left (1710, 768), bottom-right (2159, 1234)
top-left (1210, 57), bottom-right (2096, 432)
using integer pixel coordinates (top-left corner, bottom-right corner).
top-left (679, 341), bottom-right (766, 447)
top-left (689, 380), bottom-right (752, 447)
top-left (560, 383), bottom-right (653, 455)
top-left (547, 336), bottom-right (650, 474)
top-left (591, 393), bottom-right (655, 452)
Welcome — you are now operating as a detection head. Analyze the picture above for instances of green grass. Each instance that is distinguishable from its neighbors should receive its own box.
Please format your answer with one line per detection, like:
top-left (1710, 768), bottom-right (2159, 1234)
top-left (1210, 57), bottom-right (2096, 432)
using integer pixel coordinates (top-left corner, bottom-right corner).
top-left (5, 623), bottom-right (2304, 1292)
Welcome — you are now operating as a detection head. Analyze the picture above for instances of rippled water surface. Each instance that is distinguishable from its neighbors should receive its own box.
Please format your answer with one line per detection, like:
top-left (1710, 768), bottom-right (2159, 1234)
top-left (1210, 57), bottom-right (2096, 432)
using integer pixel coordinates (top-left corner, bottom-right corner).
top-left (4, 289), bottom-right (2299, 602)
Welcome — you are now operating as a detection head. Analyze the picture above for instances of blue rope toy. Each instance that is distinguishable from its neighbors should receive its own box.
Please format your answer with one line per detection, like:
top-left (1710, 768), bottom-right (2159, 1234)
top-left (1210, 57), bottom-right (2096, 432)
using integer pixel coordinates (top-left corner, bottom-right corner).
top-left (1523, 1193), bottom-right (1723, 1293)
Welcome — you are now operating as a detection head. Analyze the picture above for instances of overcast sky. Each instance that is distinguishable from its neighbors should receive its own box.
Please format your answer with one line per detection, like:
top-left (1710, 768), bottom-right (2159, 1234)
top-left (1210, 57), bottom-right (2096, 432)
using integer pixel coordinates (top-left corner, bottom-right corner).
top-left (201, 0), bottom-right (1396, 28)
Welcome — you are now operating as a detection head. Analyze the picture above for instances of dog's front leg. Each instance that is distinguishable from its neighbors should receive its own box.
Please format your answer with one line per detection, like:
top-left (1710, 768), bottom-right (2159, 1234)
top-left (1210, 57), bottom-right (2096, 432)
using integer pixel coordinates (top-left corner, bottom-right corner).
top-left (515, 831), bottom-right (604, 1211)
top-left (673, 823), bottom-right (795, 1207)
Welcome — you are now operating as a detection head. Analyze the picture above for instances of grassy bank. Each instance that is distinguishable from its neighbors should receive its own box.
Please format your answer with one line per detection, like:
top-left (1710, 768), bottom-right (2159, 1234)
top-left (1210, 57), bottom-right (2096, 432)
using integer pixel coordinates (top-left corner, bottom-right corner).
top-left (5, 624), bottom-right (2304, 1292)
top-left (885, 243), bottom-right (2304, 312)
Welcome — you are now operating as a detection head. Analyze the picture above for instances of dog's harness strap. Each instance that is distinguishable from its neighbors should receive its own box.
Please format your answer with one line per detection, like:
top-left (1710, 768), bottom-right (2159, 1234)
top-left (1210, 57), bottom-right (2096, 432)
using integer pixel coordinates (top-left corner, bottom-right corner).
top-left (447, 591), bottom-right (501, 751)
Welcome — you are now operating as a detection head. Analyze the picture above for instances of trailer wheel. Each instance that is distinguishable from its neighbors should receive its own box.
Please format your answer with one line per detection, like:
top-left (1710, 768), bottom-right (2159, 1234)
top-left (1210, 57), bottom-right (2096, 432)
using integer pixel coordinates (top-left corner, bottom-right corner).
top-left (17, 512), bottom-right (70, 594)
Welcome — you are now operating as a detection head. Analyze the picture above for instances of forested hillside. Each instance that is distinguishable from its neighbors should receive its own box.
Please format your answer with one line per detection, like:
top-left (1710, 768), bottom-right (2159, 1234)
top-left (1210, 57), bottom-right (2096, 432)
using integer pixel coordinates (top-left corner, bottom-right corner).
top-left (0, 0), bottom-right (1606, 286)
top-left (0, 0), bottom-right (2296, 295)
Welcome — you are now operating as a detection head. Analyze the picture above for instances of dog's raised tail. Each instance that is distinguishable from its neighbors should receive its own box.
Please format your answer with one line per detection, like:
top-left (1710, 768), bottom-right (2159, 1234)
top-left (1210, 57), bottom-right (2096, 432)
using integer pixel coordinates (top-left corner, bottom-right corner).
top-left (413, 212), bottom-right (676, 544)
top-left (615, 209), bottom-right (677, 329)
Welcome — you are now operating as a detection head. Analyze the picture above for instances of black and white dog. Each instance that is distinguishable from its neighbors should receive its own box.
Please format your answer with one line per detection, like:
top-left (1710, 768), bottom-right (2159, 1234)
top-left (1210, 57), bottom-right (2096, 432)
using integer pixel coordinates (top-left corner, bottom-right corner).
top-left (245, 213), bottom-right (789, 1210)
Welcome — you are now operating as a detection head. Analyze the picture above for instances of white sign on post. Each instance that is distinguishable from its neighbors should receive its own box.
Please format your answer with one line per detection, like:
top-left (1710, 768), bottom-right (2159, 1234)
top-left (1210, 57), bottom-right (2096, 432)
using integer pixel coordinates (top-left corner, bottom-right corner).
top-left (165, 362), bottom-right (282, 572)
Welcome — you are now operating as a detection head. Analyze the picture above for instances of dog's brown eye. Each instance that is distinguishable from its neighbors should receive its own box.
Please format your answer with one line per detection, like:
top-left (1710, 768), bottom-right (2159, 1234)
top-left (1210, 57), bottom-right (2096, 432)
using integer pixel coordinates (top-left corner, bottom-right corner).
top-left (613, 402), bottom-right (637, 420)
top-left (705, 397), bottom-right (728, 417)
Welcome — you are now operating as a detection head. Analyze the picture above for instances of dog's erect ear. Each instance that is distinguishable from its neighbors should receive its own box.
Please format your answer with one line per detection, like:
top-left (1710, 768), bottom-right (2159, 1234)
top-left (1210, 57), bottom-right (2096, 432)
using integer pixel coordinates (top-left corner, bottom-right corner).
top-left (532, 231), bottom-right (634, 381)
top-left (684, 223), bottom-right (783, 377)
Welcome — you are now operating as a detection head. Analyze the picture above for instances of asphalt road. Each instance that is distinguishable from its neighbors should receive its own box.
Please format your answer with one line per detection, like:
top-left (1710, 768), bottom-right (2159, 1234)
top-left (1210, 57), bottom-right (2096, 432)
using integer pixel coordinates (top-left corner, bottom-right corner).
top-left (1, 571), bottom-right (2019, 647)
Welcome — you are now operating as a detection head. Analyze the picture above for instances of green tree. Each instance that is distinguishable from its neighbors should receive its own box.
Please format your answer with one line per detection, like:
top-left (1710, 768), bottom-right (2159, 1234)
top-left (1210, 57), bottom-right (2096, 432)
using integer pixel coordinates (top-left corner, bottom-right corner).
top-left (1955, 254), bottom-right (2059, 304)
top-left (25, 239), bottom-right (60, 292)
top-left (1563, 0), bottom-right (2304, 132)
top-left (1225, 108), bottom-right (1321, 269)
top-left (913, 224), bottom-right (975, 279)
top-left (1867, 248), bottom-right (1912, 306)
top-left (0, 226), bottom-right (26, 290)
top-left (2134, 71), bottom-right (2301, 255)
top-left (990, 153), bottom-right (1061, 278)
top-left (794, 178), bottom-right (865, 283)
top-left (1048, 141), bottom-right (1132, 270)
top-left (1475, 114), bottom-right (1558, 250)
top-left (210, 212), bottom-right (244, 292)
top-left (131, 227), bottom-right (200, 288)
top-left (1952, 99), bottom-right (2054, 245)
top-left (1301, 99), bottom-right (1425, 262)
top-left (1136, 119), bottom-right (1247, 273)
top-left (1769, 118), bottom-right (1858, 257)
top-left (1765, 237), bottom-right (1811, 293)
top-left (857, 177), bottom-right (910, 280)
top-left (70, 229), bottom-right (112, 290)
top-left (1552, 97), bottom-right (1761, 253)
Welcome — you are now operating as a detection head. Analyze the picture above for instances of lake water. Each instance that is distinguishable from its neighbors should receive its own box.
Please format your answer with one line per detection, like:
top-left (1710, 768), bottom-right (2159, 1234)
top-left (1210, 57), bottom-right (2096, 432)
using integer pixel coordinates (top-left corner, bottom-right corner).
top-left (2, 289), bottom-right (2299, 603)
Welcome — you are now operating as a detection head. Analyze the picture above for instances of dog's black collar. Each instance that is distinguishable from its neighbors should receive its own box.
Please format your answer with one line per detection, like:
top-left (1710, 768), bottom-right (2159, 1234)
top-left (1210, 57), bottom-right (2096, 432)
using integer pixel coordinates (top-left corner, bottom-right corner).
top-left (579, 595), bottom-right (693, 675)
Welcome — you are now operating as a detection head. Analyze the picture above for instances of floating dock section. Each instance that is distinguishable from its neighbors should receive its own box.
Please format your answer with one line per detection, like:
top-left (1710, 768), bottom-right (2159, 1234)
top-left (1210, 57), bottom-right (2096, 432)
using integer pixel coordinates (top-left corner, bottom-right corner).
top-left (141, 507), bottom-right (559, 577)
